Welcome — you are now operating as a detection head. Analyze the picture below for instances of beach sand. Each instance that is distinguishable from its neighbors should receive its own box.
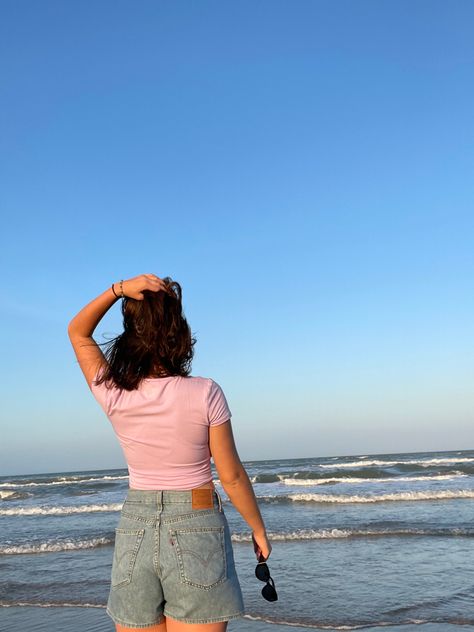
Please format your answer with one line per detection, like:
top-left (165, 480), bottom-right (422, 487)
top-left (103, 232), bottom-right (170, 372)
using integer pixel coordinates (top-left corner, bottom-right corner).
top-left (1, 606), bottom-right (472, 632)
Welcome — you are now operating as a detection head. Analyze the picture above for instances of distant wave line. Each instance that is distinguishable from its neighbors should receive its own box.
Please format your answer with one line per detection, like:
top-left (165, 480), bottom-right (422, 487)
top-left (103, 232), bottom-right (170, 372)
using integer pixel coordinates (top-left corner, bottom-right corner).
top-left (0, 475), bottom-right (129, 488)
top-left (319, 457), bottom-right (474, 469)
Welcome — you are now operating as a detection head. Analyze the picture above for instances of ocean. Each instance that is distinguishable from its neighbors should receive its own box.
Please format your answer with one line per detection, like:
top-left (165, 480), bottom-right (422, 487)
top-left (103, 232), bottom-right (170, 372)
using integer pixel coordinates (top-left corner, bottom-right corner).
top-left (2, 449), bottom-right (474, 631)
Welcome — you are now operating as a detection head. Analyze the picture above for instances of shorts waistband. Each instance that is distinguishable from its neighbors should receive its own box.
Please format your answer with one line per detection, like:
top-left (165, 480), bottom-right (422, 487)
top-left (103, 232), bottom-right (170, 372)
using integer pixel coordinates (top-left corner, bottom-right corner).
top-left (125, 487), bottom-right (223, 511)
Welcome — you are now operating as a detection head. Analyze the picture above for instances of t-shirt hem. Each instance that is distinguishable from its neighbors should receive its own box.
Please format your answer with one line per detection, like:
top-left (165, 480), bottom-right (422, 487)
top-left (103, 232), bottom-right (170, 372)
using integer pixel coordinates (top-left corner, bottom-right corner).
top-left (127, 479), bottom-right (216, 490)
top-left (210, 415), bottom-right (232, 427)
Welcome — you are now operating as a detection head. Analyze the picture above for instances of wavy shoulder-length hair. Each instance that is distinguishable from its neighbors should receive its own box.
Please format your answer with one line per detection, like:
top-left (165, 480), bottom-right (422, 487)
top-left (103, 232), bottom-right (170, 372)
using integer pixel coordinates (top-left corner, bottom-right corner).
top-left (95, 277), bottom-right (196, 391)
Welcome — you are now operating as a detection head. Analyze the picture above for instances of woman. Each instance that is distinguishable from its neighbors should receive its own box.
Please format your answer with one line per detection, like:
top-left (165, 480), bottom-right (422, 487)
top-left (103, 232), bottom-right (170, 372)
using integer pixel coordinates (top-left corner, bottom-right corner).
top-left (68, 273), bottom-right (272, 632)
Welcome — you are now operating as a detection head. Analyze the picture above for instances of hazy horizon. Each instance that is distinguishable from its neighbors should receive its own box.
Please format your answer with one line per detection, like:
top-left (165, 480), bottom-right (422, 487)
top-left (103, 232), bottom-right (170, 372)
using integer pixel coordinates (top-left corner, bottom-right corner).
top-left (3, 446), bottom-right (474, 478)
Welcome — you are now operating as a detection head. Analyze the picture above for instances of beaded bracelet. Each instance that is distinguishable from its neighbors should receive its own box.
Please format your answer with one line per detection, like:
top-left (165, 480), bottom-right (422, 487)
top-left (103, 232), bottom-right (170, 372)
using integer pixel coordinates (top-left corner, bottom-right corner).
top-left (111, 280), bottom-right (124, 299)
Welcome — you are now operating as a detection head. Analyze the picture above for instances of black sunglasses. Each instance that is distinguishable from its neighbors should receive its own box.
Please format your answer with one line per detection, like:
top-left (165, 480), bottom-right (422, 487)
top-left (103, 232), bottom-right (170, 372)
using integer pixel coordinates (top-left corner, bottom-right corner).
top-left (255, 556), bottom-right (278, 602)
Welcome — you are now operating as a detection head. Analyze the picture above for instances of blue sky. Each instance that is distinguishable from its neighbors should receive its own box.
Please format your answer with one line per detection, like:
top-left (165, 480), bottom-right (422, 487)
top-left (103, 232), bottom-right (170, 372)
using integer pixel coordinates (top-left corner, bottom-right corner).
top-left (1, 1), bottom-right (473, 475)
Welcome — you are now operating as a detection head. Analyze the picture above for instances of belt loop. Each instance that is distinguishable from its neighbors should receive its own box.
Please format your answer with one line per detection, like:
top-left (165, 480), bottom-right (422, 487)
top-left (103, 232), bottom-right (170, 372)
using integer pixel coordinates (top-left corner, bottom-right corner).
top-left (215, 487), bottom-right (223, 512)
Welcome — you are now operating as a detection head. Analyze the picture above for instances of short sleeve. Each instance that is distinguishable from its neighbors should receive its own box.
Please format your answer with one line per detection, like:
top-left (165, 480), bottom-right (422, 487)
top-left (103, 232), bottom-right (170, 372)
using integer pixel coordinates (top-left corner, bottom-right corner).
top-left (90, 367), bottom-right (112, 417)
top-left (207, 379), bottom-right (232, 426)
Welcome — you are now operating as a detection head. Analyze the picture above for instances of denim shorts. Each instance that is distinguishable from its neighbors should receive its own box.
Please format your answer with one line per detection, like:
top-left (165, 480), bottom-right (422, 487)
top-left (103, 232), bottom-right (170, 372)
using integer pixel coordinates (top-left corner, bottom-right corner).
top-left (106, 487), bottom-right (246, 627)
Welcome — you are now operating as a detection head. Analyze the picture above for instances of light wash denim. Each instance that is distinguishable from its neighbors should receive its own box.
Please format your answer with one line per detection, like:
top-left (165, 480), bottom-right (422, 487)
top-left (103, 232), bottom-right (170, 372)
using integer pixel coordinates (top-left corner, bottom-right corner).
top-left (106, 488), bottom-right (245, 627)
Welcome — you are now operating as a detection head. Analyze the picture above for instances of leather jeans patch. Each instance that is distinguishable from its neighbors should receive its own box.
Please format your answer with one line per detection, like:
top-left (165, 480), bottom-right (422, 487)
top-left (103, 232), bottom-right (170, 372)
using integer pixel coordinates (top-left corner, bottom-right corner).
top-left (192, 488), bottom-right (214, 509)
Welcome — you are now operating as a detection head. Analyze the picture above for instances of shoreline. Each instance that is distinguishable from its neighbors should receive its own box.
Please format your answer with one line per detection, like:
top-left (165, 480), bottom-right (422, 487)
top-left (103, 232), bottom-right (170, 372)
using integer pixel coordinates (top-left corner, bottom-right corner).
top-left (2, 606), bottom-right (474, 632)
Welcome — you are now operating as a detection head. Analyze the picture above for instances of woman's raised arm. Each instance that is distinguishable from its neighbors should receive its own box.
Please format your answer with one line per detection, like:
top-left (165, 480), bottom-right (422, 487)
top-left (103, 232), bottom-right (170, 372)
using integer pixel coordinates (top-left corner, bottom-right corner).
top-left (67, 274), bottom-right (167, 388)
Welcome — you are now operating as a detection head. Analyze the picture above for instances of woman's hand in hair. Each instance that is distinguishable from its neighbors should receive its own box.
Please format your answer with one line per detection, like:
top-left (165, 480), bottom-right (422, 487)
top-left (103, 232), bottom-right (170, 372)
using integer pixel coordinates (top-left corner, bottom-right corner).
top-left (120, 274), bottom-right (168, 301)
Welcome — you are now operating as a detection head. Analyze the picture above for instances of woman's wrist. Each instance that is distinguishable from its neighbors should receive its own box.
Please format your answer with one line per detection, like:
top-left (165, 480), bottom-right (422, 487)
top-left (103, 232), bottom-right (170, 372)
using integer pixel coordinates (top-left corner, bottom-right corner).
top-left (111, 280), bottom-right (125, 299)
top-left (252, 527), bottom-right (267, 537)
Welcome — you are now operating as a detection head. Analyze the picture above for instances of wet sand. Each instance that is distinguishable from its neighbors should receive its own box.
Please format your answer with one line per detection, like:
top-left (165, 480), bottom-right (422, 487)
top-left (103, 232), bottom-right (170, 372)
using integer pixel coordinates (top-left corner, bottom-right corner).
top-left (2, 605), bottom-right (472, 632)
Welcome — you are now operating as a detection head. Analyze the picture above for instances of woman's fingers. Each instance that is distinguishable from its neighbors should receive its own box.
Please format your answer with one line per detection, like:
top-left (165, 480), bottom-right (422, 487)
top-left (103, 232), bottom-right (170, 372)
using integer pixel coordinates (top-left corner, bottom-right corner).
top-left (143, 274), bottom-right (167, 288)
top-left (122, 274), bottom-right (168, 299)
top-left (143, 275), bottom-right (169, 293)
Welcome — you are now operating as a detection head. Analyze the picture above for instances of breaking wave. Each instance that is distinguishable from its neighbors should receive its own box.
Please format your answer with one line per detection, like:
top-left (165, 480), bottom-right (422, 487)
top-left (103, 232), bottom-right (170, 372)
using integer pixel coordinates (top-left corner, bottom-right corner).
top-left (280, 472), bottom-right (467, 485)
top-left (0, 536), bottom-right (114, 555)
top-left (231, 526), bottom-right (474, 541)
top-left (257, 489), bottom-right (474, 504)
top-left (0, 475), bottom-right (128, 489)
top-left (0, 490), bottom-right (32, 501)
top-left (0, 503), bottom-right (122, 516)
top-left (319, 457), bottom-right (474, 469)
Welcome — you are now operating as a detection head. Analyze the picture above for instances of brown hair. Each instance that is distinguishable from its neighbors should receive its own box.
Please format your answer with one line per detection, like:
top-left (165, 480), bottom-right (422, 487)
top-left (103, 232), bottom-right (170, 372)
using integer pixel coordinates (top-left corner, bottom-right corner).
top-left (95, 277), bottom-right (196, 391)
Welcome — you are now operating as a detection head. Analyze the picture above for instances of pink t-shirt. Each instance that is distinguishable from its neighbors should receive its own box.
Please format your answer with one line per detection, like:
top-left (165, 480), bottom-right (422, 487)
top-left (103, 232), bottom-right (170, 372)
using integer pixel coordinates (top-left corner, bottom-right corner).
top-left (89, 369), bottom-right (232, 490)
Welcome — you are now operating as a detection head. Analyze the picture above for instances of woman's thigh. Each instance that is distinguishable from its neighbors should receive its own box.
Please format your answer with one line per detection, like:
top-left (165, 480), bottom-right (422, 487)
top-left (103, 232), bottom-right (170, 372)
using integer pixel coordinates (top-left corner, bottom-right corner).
top-left (116, 623), bottom-right (167, 632)
top-left (115, 617), bottom-right (227, 632)
top-left (165, 616), bottom-right (228, 632)
top-left (115, 615), bottom-right (228, 632)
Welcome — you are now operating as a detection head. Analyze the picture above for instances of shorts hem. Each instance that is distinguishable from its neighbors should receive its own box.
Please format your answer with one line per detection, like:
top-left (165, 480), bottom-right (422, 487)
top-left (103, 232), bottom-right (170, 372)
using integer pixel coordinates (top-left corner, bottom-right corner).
top-left (163, 609), bottom-right (245, 624)
top-left (106, 608), bottom-right (165, 628)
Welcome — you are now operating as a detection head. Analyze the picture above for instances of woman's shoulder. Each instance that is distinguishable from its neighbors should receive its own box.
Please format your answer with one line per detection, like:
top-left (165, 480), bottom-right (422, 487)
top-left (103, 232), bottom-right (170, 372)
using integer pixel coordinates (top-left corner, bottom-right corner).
top-left (184, 375), bottom-right (225, 397)
top-left (185, 375), bottom-right (214, 388)
top-left (183, 376), bottom-right (231, 425)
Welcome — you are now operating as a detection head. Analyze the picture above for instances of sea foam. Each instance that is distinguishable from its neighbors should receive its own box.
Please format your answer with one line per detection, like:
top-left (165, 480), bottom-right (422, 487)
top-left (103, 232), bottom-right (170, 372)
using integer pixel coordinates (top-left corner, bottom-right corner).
top-left (231, 526), bottom-right (474, 541)
top-left (0, 536), bottom-right (113, 555)
top-left (280, 472), bottom-right (467, 485)
top-left (319, 457), bottom-right (474, 469)
top-left (0, 475), bottom-right (128, 488)
top-left (0, 503), bottom-right (122, 516)
top-left (256, 489), bottom-right (474, 504)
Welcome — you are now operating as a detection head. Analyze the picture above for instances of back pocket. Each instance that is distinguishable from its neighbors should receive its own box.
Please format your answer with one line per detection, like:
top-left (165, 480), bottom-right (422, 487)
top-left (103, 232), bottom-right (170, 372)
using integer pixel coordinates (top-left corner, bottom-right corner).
top-left (111, 528), bottom-right (145, 588)
top-left (170, 526), bottom-right (226, 589)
